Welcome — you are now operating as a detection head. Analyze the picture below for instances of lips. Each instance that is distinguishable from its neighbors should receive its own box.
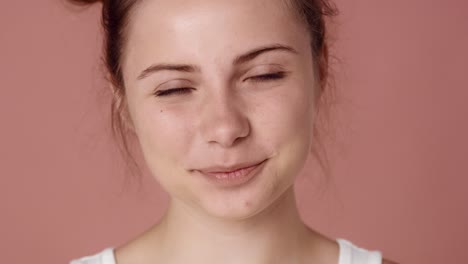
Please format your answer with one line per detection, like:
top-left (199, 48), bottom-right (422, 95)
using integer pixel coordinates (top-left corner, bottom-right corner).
top-left (195, 159), bottom-right (268, 187)
top-left (197, 159), bottom-right (266, 174)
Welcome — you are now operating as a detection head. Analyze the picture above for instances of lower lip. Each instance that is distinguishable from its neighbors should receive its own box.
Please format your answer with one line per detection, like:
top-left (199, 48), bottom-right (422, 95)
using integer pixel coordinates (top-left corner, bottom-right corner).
top-left (198, 160), bottom-right (267, 188)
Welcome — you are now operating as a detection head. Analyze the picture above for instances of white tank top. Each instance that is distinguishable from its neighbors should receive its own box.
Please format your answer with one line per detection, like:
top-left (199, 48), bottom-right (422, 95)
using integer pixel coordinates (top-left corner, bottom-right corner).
top-left (70, 238), bottom-right (382, 264)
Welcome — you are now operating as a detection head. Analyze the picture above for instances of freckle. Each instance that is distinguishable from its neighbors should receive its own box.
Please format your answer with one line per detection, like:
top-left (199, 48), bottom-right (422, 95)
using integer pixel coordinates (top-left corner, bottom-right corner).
top-left (160, 109), bottom-right (164, 113)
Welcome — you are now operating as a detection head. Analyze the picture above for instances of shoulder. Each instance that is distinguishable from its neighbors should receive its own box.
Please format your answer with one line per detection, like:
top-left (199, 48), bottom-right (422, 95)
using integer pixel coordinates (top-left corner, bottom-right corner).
top-left (69, 248), bottom-right (115, 264)
top-left (337, 238), bottom-right (399, 264)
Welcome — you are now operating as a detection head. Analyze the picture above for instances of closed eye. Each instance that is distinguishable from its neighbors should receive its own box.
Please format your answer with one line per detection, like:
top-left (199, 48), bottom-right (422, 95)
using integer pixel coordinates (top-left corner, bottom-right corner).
top-left (248, 72), bottom-right (287, 82)
top-left (154, 72), bottom-right (287, 97)
top-left (154, 87), bottom-right (194, 97)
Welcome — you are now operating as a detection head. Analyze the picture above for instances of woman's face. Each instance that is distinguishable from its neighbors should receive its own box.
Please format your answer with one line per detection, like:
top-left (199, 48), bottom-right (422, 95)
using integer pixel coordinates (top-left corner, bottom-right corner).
top-left (122, 0), bottom-right (317, 219)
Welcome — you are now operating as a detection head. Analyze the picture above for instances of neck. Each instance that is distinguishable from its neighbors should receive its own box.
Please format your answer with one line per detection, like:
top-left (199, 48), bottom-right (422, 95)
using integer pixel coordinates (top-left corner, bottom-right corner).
top-left (155, 187), bottom-right (312, 264)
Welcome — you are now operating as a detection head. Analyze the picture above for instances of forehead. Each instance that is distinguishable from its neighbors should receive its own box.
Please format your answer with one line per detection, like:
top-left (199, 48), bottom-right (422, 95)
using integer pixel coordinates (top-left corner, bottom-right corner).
top-left (123, 0), bottom-right (308, 79)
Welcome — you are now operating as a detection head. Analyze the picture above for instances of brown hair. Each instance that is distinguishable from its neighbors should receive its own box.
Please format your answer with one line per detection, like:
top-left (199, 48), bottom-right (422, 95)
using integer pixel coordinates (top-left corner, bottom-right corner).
top-left (68, 0), bottom-right (339, 182)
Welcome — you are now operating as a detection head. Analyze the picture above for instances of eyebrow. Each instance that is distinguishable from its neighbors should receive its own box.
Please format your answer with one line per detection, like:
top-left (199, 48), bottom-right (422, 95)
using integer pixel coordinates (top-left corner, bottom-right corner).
top-left (137, 43), bottom-right (298, 80)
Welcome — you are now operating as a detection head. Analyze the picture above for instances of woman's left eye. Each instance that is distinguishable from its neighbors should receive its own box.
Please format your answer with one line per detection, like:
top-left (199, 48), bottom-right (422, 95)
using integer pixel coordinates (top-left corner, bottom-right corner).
top-left (249, 72), bottom-right (287, 82)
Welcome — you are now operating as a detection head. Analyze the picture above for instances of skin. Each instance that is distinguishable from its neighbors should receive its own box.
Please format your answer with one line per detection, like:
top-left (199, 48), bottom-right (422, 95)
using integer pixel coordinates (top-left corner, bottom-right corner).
top-left (112, 0), bottom-right (397, 263)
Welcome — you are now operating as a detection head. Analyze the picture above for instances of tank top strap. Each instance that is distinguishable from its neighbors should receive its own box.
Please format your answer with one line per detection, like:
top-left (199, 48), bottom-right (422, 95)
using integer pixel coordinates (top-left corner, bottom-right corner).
top-left (69, 247), bottom-right (116, 264)
top-left (72, 239), bottom-right (381, 264)
top-left (337, 238), bottom-right (382, 264)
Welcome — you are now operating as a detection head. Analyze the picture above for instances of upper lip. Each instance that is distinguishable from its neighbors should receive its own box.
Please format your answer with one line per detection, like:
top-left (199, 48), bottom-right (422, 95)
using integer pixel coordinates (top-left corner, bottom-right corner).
top-left (197, 159), bottom-right (266, 173)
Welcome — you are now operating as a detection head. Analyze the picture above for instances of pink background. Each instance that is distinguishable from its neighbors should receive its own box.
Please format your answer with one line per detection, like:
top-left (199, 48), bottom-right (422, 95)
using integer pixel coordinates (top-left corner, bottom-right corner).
top-left (1, 0), bottom-right (467, 263)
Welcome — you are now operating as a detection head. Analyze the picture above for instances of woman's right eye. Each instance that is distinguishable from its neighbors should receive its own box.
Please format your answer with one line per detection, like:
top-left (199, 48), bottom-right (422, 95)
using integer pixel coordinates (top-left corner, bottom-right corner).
top-left (154, 87), bottom-right (194, 97)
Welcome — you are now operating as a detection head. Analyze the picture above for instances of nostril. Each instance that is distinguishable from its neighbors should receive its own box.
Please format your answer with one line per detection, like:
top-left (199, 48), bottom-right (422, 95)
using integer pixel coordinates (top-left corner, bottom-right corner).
top-left (203, 116), bottom-right (251, 148)
top-left (198, 95), bottom-right (251, 147)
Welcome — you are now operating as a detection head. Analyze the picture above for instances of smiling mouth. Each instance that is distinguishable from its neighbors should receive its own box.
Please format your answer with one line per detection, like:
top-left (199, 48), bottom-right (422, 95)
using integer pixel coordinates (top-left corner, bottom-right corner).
top-left (197, 159), bottom-right (267, 187)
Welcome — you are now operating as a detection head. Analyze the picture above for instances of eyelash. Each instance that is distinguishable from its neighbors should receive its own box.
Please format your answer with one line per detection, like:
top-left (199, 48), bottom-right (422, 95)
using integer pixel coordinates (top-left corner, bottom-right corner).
top-left (153, 72), bottom-right (287, 97)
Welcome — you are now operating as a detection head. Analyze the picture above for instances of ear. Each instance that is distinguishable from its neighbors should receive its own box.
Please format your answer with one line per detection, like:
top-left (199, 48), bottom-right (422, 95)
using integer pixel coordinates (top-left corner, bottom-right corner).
top-left (108, 82), bottom-right (136, 134)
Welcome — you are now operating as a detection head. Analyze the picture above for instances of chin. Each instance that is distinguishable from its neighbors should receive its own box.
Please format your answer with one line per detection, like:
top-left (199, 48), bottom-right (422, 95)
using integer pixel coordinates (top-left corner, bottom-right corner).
top-left (194, 163), bottom-right (295, 221)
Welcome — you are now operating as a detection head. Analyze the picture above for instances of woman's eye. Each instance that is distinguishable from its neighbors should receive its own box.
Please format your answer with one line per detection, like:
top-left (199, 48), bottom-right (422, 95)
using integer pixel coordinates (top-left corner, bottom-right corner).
top-left (154, 73), bottom-right (286, 97)
top-left (154, 87), bottom-right (194, 97)
top-left (249, 72), bottom-right (287, 82)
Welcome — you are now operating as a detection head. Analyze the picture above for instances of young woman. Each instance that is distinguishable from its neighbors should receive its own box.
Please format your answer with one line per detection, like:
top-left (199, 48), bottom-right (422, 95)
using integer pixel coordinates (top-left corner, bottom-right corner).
top-left (69, 0), bottom-right (397, 263)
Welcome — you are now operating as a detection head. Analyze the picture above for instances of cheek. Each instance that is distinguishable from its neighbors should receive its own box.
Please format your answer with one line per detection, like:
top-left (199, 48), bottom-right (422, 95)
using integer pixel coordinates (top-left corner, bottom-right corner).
top-left (254, 82), bottom-right (314, 147)
top-left (252, 83), bottom-right (314, 176)
top-left (131, 103), bottom-right (195, 177)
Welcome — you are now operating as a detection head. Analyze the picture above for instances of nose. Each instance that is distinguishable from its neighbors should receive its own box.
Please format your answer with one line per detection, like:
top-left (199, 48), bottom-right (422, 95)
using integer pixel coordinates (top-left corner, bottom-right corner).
top-left (199, 90), bottom-right (250, 148)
